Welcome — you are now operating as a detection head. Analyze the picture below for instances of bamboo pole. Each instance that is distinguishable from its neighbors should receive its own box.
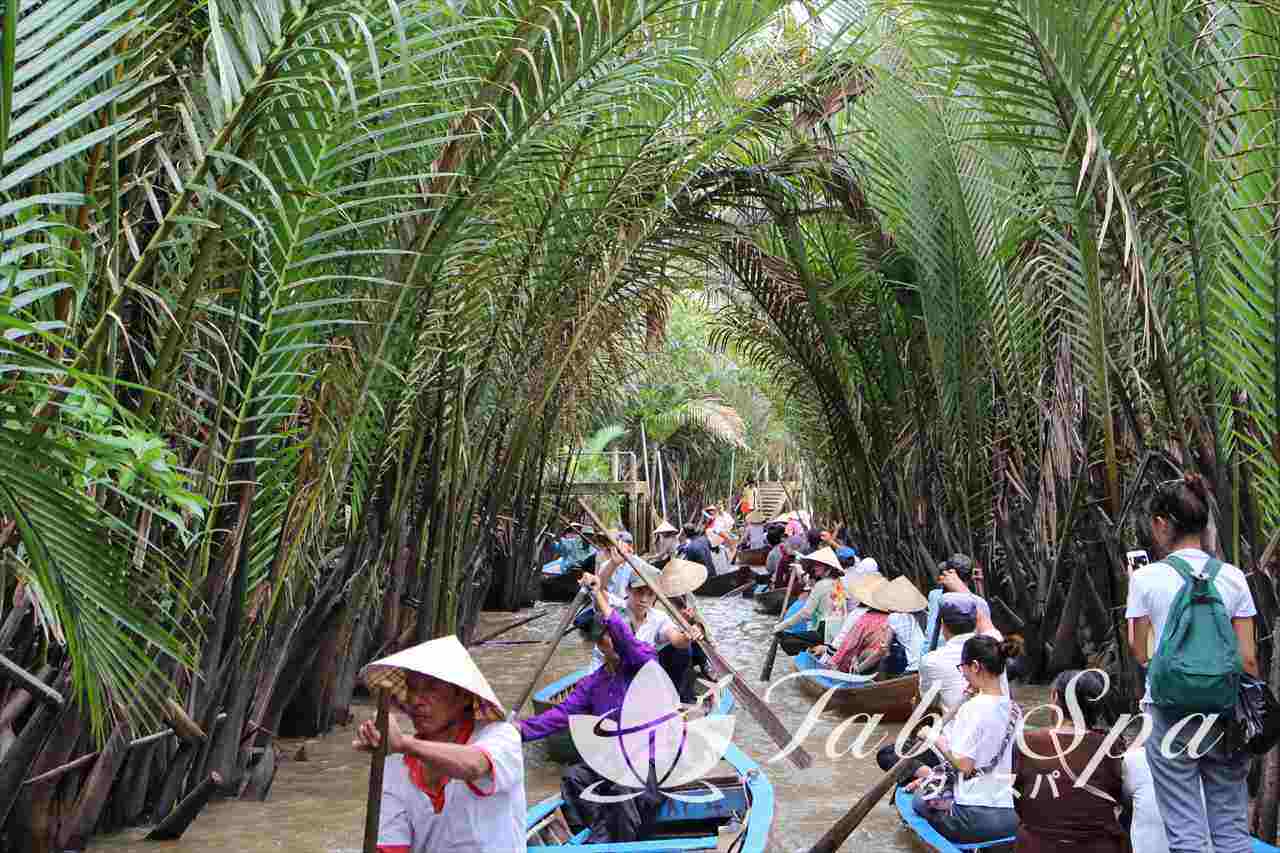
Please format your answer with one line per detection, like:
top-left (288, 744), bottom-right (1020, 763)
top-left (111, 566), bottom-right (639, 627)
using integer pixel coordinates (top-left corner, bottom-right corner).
top-left (361, 693), bottom-right (390, 853)
top-left (470, 609), bottom-right (548, 646)
top-left (805, 701), bottom-right (962, 853)
top-left (511, 587), bottom-right (590, 714)
top-left (576, 498), bottom-right (812, 769)
top-left (760, 567), bottom-right (799, 682)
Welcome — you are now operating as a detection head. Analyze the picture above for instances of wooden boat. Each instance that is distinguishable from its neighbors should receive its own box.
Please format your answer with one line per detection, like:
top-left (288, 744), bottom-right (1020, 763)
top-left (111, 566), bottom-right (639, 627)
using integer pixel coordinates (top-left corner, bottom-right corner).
top-left (790, 651), bottom-right (921, 722)
top-left (894, 786), bottom-right (1013, 851)
top-left (734, 545), bottom-right (770, 568)
top-left (755, 585), bottom-right (805, 616)
top-left (540, 548), bottom-right (597, 601)
top-left (694, 565), bottom-right (751, 597)
top-left (895, 786), bottom-right (1280, 853)
top-left (742, 583), bottom-right (769, 600)
top-left (532, 669), bottom-right (735, 765)
top-left (526, 740), bottom-right (773, 852)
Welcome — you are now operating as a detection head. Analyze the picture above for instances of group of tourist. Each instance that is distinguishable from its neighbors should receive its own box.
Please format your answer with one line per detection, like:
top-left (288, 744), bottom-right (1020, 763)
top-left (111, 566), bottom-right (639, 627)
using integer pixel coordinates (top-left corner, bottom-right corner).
top-left (889, 474), bottom-right (1259, 853)
top-left (349, 472), bottom-right (1264, 853)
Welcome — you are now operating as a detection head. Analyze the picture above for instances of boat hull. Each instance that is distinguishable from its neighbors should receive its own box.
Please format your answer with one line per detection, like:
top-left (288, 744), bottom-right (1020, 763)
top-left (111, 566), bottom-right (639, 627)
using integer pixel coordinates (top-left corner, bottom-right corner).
top-left (525, 740), bottom-right (772, 852)
top-left (735, 546), bottom-right (770, 568)
top-left (694, 565), bottom-right (751, 596)
top-left (790, 651), bottom-right (921, 723)
top-left (754, 586), bottom-right (796, 615)
top-left (894, 786), bottom-right (1280, 853)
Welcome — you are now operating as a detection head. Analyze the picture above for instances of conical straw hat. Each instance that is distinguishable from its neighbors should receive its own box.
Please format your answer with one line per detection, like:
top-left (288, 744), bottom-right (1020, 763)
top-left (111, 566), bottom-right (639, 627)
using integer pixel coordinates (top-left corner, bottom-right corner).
top-left (798, 546), bottom-right (841, 573)
top-left (360, 635), bottom-right (503, 720)
top-left (848, 573), bottom-right (889, 608)
top-left (654, 518), bottom-right (678, 535)
top-left (867, 575), bottom-right (928, 613)
top-left (658, 558), bottom-right (707, 597)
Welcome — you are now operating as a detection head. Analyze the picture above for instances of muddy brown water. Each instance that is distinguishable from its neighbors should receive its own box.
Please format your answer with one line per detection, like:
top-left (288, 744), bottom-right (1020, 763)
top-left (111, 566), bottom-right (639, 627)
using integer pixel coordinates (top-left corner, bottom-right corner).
top-left (97, 595), bottom-right (1048, 852)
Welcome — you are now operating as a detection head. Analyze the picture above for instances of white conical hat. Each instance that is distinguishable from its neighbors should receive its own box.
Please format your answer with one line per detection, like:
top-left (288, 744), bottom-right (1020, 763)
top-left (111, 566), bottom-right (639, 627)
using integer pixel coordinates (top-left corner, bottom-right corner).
top-left (867, 575), bottom-right (928, 613)
top-left (798, 545), bottom-right (841, 573)
top-left (654, 519), bottom-right (678, 535)
top-left (848, 573), bottom-right (889, 608)
top-left (658, 558), bottom-right (707, 597)
top-left (360, 635), bottom-right (503, 719)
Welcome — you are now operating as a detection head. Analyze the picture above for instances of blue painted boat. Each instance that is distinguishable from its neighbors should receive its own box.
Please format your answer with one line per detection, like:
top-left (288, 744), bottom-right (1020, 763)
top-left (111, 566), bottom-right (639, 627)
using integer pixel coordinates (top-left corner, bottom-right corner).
top-left (895, 785), bottom-right (1280, 852)
top-left (541, 547), bottom-right (598, 601)
top-left (525, 740), bottom-right (772, 852)
top-left (531, 669), bottom-right (735, 765)
top-left (894, 786), bottom-right (1013, 851)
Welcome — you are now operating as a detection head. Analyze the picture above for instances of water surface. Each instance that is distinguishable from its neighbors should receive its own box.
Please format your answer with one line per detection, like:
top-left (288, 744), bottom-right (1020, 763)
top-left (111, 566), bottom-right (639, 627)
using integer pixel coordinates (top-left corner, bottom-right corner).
top-left (97, 595), bottom-right (1047, 851)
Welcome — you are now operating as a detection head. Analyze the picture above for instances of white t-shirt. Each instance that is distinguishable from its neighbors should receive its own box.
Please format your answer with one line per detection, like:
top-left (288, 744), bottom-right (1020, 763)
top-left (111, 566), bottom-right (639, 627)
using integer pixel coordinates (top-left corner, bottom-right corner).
top-left (918, 632), bottom-right (1010, 711)
top-left (589, 605), bottom-right (673, 671)
top-left (1124, 547), bottom-right (1256, 704)
top-left (887, 612), bottom-right (925, 672)
top-left (946, 694), bottom-right (1016, 809)
top-left (378, 721), bottom-right (526, 853)
top-left (1122, 748), bottom-right (1170, 853)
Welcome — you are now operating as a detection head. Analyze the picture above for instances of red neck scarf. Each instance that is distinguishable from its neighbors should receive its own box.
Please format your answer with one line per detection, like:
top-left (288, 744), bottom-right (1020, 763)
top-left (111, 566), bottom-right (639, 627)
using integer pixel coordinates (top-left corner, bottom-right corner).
top-left (404, 717), bottom-right (475, 813)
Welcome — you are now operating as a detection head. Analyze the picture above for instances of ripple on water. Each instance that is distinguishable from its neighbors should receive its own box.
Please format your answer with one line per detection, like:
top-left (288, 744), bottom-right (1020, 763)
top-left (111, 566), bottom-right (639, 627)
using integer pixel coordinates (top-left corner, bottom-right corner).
top-left (94, 594), bottom-right (1049, 852)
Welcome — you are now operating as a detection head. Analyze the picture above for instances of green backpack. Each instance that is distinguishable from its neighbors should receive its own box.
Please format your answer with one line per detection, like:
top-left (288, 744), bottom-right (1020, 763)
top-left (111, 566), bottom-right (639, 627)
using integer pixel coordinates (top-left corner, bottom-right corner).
top-left (1148, 555), bottom-right (1242, 716)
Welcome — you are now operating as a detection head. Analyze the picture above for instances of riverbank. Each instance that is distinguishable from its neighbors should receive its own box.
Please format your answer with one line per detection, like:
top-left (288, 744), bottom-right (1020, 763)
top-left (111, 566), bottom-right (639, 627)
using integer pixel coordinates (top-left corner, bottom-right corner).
top-left (95, 597), bottom-right (1048, 852)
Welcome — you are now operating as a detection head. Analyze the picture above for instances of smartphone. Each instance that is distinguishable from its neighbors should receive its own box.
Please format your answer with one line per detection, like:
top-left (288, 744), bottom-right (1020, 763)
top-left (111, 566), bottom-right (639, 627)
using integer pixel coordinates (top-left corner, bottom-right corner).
top-left (1126, 549), bottom-right (1150, 573)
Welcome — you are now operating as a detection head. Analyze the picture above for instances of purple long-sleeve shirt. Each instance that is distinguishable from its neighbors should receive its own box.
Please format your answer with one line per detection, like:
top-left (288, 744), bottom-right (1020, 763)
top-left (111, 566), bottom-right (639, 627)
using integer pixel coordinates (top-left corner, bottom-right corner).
top-left (519, 609), bottom-right (656, 742)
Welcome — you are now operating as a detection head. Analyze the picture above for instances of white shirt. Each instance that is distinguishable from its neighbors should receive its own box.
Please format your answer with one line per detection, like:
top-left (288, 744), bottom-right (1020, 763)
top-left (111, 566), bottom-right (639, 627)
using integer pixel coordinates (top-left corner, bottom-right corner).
top-left (1122, 748), bottom-right (1170, 853)
top-left (1124, 547), bottom-right (1256, 704)
top-left (589, 604), bottom-right (673, 671)
top-left (887, 613), bottom-right (925, 672)
top-left (378, 721), bottom-right (526, 853)
top-left (947, 694), bottom-right (1016, 809)
top-left (919, 633), bottom-right (1009, 711)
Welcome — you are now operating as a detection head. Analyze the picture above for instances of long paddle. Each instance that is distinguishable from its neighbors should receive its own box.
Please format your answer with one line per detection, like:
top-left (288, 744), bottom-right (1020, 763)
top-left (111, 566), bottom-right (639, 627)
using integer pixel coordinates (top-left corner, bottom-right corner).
top-left (512, 586), bottom-right (591, 715)
top-left (470, 608), bottom-right (548, 646)
top-left (720, 580), bottom-right (753, 598)
top-left (576, 498), bottom-right (812, 770)
top-left (361, 693), bottom-right (391, 853)
top-left (805, 699), bottom-right (962, 853)
top-left (759, 566), bottom-right (799, 682)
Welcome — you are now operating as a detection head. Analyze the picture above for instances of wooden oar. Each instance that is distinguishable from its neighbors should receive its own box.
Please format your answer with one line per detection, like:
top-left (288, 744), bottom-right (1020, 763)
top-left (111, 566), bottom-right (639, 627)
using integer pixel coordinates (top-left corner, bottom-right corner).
top-left (511, 586), bottom-right (590, 715)
top-left (760, 567), bottom-right (799, 682)
top-left (576, 498), bottom-right (812, 770)
top-left (720, 580), bottom-right (753, 598)
top-left (805, 700), bottom-right (962, 853)
top-left (361, 693), bottom-right (391, 853)
top-left (470, 609), bottom-right (548, 646)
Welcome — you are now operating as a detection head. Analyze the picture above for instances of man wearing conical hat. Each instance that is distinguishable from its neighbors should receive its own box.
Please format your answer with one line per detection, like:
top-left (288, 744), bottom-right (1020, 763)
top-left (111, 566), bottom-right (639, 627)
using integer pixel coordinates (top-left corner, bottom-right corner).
top-left (773, 546), bottom-right (847, 656)
top-left (652, 518), bottom-right (679, 557)
top-left (355, 635), bottom-right (526, 852)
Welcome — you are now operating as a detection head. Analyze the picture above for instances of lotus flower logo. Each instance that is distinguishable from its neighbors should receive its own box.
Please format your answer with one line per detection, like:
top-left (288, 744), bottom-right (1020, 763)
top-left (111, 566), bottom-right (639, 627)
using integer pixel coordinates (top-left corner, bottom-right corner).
top-left (569, 661), bottom-right (735, 803)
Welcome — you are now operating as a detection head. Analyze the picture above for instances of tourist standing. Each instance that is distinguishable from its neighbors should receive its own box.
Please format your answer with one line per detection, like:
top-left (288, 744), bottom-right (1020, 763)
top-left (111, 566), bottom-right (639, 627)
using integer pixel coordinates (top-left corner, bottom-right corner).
top-left (1125, 473), bottom-right (1258, 853)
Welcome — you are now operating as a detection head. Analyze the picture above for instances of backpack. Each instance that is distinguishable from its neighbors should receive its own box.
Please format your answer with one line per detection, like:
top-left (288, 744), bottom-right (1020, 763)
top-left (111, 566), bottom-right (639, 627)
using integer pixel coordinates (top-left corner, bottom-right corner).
top-left (1148, 555), bottom-right (1242, 716)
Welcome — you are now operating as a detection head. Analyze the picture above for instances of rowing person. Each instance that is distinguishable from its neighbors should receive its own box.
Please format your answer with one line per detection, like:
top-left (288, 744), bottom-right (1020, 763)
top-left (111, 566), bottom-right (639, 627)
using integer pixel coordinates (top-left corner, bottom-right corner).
top-left (355, 636), bottom-right (525, 852)
top-left (518, 571), bottom-right (702, 843)
top-left (772, 546), bottom-right (847, 656)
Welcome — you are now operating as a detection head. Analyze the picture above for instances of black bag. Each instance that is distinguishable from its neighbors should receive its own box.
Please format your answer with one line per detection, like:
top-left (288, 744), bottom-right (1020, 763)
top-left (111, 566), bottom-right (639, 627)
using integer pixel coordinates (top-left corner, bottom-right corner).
top-left (1236, 673), bottom-right (1280, 755)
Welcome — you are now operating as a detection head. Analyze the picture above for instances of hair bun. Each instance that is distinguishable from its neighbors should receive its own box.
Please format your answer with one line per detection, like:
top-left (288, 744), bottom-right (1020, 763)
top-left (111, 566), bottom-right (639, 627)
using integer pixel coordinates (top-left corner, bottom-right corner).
top-left (1183, 472), bottom-right (1210, 502)
top-left (999, 635), bottom-right (1025, 661)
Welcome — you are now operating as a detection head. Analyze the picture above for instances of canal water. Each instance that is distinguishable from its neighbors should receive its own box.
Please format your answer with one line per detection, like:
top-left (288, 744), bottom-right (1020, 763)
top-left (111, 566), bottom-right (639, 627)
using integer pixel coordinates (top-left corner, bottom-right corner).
top-left (96, 594), bottom-right (1048, 852)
